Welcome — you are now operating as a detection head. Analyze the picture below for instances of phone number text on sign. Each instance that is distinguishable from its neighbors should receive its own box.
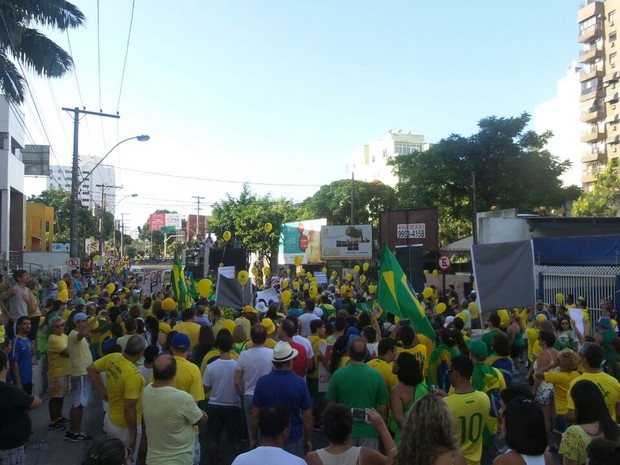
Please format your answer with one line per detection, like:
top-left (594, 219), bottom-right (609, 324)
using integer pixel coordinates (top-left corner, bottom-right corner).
top-left (396, 223), bottom-right (426, 239)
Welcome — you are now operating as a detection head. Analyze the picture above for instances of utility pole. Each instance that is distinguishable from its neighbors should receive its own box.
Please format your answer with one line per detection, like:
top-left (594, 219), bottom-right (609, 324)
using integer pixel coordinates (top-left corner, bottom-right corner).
top-left (96, 184), bottom-right (121, 255)
top-left (350, 172), bottom-right (355, 225)
top-left (63, 107), bottom-right (120, 258)
top-left (471, 171), bottom-right (477, 245)
top-left (120, 213), bottom-right (129, 258)
top-left (192, 195), bottom-right (205, 240)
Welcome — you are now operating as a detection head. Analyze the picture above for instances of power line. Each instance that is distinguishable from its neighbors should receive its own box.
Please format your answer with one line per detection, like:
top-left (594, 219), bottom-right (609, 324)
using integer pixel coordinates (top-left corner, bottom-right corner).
top-left (115, 166), bottom-right (323, 187)
top-left (116, 0), bottom-right (137, 113)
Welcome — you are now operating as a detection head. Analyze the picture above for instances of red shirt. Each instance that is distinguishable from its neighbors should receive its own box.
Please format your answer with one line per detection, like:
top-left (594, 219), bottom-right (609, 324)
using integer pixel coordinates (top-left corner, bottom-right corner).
top-left (288, 340), bottom-right (308, 377)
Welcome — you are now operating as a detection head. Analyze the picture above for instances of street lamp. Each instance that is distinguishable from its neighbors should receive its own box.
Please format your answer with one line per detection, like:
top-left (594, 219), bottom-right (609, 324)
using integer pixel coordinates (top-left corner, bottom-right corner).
top-left (70, 135), bottom-right (149, 257)
top-left (102, 194), bottom-right (138, 256)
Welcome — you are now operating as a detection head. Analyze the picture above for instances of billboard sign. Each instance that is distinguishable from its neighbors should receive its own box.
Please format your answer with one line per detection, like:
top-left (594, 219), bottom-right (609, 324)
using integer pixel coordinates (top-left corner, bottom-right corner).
top-left (278, 219), bottom-right (326, 265)
top-left (149, 214), bottom-right (166, 231)
top-left (320, 225), bottom-right (372, 260)
top-left (165, 213), bottom-right (182, 229)
top-left (380, 209), bottom-right (438, 255)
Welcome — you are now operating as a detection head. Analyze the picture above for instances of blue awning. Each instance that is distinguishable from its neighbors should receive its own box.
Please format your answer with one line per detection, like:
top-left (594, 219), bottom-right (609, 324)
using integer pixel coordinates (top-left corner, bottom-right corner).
top-left (533, 234), bottom-right (620, 266)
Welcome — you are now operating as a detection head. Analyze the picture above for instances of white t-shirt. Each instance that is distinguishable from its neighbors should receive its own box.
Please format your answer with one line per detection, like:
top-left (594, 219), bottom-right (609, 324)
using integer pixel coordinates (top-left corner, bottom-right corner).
top-left (231, 446), bottom-right (306, 465)
top-left (203, 358), bottom-right (240, 406)
top-left (292, 335), bottom-right (314, 359)
top-left (236, 347), bottom-right (273, 396)
top-left (298, 313), bottom-right (320, 337)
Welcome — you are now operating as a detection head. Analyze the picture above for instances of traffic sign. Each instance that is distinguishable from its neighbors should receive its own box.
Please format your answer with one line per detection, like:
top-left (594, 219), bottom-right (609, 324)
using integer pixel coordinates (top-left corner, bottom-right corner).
top-left (437, 255), bottom-right (451, 271)
top-left (67, 257), bottom-right (80, 269)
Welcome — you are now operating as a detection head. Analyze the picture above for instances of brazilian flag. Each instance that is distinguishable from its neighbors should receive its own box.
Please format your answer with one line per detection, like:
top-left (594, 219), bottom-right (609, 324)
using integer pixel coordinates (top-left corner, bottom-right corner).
top-left (377, 244), bottom-right (436, 343)
top-left (171, 253), bottom-right (191, 309)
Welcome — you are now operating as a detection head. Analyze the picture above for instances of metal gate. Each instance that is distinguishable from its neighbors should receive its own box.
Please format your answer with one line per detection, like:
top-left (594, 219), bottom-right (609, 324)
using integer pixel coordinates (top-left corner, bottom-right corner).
top-left (536, 265), bottom-right (620, 334)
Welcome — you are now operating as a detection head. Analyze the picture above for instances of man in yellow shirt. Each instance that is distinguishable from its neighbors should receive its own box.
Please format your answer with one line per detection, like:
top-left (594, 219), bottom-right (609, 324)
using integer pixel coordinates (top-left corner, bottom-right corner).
top-left (47, 316), bottom-right (71, 430)
top-left (88, 335), bottom-right (146, 459)
top-left (566, 343), bottom-right (620, 422)
top-left (367, 338), bottom-right (398, 393)
top-left (173, 309), bottom-right (201, 348)
top-left (443, 356), bottom-right (490, 465)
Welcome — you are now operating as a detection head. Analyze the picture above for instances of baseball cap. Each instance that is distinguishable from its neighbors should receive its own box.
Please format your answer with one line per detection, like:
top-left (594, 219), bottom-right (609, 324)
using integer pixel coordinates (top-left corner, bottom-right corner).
top-left (73, 313), bottom-right (89, 323)
top-left (171, 333), bottom-right (191, 351)
top-left (468, 340), bottom-right (488, 359)
top-left (444, 316), bottom-right (455, 328)
top-left (261, 318), bottom-right (276, 335)
top-left (243, 305), bottom-right (259, 314)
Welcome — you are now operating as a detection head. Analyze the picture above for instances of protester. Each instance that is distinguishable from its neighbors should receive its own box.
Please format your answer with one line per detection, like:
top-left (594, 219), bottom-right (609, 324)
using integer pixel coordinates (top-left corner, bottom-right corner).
top-left (9, 316), bottom-right (33, 394)
top-left (81, 437), bottom-right (131, 465)
top-left (389, 352), bottom-right (428, 442)
top-left (142, 354), bottom-right (207, 465)
top-left (305, 403), bottom-right (396, 465)
top-left (46, 315), bottom-right (71, 431)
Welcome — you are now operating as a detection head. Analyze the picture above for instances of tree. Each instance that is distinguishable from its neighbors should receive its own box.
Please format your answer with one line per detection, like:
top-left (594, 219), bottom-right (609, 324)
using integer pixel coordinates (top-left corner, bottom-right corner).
top-left (29, 188), bottom-right (97, 249)
top-left (572, 159), bottom-right (620, 216)
top-left (0, 0), bottom-right (85, 103)
top-left (207, 184), bottom-right (296, 269)
top-left (139, 210), bottom-right (175, 258)
top-left (390, 113), bottom-right (581, 244)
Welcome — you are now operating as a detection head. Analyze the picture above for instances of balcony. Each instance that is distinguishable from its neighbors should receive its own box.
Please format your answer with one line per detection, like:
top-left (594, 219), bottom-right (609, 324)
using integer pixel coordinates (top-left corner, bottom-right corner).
top-left (581, 87), bottom-right (603, 102)
top-left (581, 127), bottom-right (606, 142)
top-left (581, 150), bottom-right (602, 162)
top-left (578, 22), bottom-right (604, 43)
top-left (579, 45), bottom-right (603, 63)
top-left (578, 0), bottom-right (604, 23)
top-left (580, 65), bottom-right (604, 82)
top-left (581, 106), bottom-right (604, 122)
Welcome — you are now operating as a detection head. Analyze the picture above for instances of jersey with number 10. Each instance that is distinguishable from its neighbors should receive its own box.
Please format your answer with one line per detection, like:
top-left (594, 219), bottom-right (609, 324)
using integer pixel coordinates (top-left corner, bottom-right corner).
top-left (444, 391), bottom-right (490, 465)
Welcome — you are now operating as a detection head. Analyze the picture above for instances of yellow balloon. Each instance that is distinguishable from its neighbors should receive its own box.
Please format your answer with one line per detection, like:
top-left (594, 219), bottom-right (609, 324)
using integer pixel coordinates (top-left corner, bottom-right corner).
top-left (311, 278), bottom-right (317, 286)
top-left (263, 266), bottom-right (270, 276)
top-left (223, 231), bottom-right (231, 241)
top-left (292, 281), bottom-right (300, 290)
top-left (306, 271), bottom-right (313, 280)
top-left (359, 275), bottom-right (366, 284)
top-left (162, 298), bottom-right (176, 311)
top-left (303, 284), bottom-right (309, 291)
top-left (331, 271), bottom-right (338, 279)
top-left (281, 290), bottom-right (292, 305)
top-left (57, 289), bottom-right (69, 302)
top-left (296, 271), bottom-right (303, 278)
top-left (251, 267), bottom-right (258, 276)
top-left (294, 255), bottom-right (303, 266)
top-left (106, 283), bottom-right (115, 294)
top-left (368, 284), bottom-right (377, 294)
top-left (423, 269), bottom-right (429, 275)
top-left (432, 269), bottom-right (439, 276)
top-left (345, 273), bottom-right (352, 282)
top-left (286, 268), bottom-right (291, 275)
top-left (362, 262), bottom-right (369, 272)
top-left (93, 255), bottom-right (100, 262)
top-left (436, 303), bottom-right (447, 314)
top-left (309, 286), bottom-right (318, 298)
top-left (238, 270), bottom-right (249, 285)
top-left (281, 280), bottom-right (289, 289)
top-left (58, 280), bottom-right (67, 291)
top-left (196, 279), bottom-right (213, 298)
top-left (264, 223), bottom-right (273, 233)
top-left (322, 267), bottom-right (328, 275)
top-left (423, 287), bottom-right (433, 299)
top-left (555, 293), bottom-right (564, 303)
top-left (340, 285), bottom-right (349, 295)
top-left (353, 265), bottom-right (360, 274)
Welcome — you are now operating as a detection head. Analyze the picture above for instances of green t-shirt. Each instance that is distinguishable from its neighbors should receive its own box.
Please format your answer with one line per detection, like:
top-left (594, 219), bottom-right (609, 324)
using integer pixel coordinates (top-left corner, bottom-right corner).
top-left (326, 363), bottom-right (389, 438)
top-left (481, 329), bottom-right (503, 353)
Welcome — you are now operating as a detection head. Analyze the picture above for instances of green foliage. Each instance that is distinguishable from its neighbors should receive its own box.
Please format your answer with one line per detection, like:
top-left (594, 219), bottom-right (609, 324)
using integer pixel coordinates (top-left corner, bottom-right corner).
top-left (139, 209), bottom-right (174, 257)
top-left (390, 113), bottom-right (579, 244)
top-left (0, 0), bottom-right (85, 103)
top-left (207, 184), bottom-right (296, 268)
top-left (28, 188), bottom-right (97, 246)
top-left (573, 159), bottom-right (620, 216)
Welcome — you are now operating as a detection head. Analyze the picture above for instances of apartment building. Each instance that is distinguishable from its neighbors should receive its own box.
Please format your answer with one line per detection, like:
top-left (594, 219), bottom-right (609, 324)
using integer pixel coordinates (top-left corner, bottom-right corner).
top-left (578, 0), bottom-right (620, 190)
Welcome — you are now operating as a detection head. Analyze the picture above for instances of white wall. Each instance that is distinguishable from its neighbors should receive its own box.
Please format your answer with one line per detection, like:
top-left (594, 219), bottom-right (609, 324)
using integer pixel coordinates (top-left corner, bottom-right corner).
top-left (23, 251), bottom-right (70, 270)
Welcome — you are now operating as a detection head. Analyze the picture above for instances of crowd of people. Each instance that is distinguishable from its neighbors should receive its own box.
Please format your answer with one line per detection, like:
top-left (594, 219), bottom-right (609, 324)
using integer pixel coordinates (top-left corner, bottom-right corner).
top-left (0, 264), bottom-right (619, 465)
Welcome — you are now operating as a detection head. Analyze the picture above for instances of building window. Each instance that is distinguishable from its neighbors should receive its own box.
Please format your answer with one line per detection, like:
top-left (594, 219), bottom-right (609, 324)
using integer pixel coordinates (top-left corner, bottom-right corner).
top-left (383, 149), bottom-right (387, 159)
top-left (611, 52), bottom-right (617, 68)
top-left (610, 10), bottom-right (616, 24)
top-left (610, 32), bottom-right (617, 43)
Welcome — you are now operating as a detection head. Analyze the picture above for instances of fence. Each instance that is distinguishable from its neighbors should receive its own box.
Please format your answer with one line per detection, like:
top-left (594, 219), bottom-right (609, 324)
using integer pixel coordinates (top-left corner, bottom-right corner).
top-left (536, 265), bottom-right (620, 335)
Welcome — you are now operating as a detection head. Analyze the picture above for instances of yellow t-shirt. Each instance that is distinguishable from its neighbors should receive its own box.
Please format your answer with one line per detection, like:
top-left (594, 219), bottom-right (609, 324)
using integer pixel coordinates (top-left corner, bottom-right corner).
top-left (199, 348), bottom-right (239, 376)
top-left (246, 338), bottom-right (277, 350)
top-left (566, 371), bottom-right (620, 421)
top-left (525, 328), bottom-right (539, 363)
top-left (173, 322), bottom-right (201, 349)
top-left (444, 391), bottom-right (490, 465)
top-left (544, 371), bottom-right (580, 415)
top-left (172, 355), bottom-right (205, 402)
top-left (307, 334), bottom-right (326, 380)
top-left (397, 344), bottom-right (427, 374)
top-left (62, 308), bottom-right (73, 322)
top-left (367, 357), bottom-right (398, 392)
top-left (94, 353), bottom-right (145, 428)
top-left (47, 333), bottom-right (71, 378)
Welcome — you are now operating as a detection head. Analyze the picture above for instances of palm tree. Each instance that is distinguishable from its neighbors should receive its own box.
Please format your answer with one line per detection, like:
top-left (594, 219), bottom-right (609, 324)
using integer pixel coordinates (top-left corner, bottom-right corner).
top-left (0, 0), bottom-right (85, 103)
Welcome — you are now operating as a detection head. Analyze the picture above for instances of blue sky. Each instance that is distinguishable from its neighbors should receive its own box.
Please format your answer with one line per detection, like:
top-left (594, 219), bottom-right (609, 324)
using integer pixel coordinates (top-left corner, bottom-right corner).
top-left (23, 0), bottom-right (582, 229)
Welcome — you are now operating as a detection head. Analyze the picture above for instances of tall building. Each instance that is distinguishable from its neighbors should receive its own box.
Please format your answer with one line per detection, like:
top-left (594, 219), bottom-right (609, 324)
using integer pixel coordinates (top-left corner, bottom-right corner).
top-left (534, 63), bottom-right (585, 187)
top-left (577, 0), bottom-right (620, 190)
top-left (47, 156), bottom-right (116, 213)
top-left (346, 131), bottom-right (428, 187)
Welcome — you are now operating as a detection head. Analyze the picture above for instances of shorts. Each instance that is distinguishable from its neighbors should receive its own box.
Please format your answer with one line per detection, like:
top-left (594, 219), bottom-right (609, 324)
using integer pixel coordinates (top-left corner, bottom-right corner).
top-left (48, 375), bottom-right (71, 398)
top-left (535, 387), bottom-right (554, 405)
top-left (103, 413), bottom-right (142, 463)
top-left (0, 445), bottom-right (25, 465)
top-left (205, 404), bottom-right (243, 443)
top-left (71, 375), bottom-right (92, 407)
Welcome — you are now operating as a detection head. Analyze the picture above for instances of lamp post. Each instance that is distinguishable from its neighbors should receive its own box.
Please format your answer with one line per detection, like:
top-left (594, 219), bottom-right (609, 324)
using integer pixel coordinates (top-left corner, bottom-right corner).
top-left (110, 194), bottom-right (138, 256)
top-left (69, 135), bottom-right (150, 257)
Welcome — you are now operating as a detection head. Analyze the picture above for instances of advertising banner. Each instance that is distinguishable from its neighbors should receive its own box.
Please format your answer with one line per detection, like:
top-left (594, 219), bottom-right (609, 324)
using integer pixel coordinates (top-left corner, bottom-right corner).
top-left (149, 214), bottom-right (166, 231)
top-left (380, 209), bottom-right (438, 255)
top-left (278, 219), bottom-right (326, 265)
top-left (320, 225), bottom-right (372, 260)
top-left (165, 213), bottom-right (182, 229)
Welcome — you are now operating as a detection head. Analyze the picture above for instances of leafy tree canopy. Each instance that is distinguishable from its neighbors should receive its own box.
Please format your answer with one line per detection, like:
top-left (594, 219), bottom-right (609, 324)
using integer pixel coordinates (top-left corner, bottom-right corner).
top-left (389, 113), bottom-right (580, 244)
top-left (573, 159), bottom-right (620, 216)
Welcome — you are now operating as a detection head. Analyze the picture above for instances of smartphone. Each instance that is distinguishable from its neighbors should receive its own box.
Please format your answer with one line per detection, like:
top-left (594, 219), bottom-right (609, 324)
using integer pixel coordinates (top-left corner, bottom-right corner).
top-left (351, 408), bottom-right (368, 422)
top-left (400, 319), bottom-right (410, 326)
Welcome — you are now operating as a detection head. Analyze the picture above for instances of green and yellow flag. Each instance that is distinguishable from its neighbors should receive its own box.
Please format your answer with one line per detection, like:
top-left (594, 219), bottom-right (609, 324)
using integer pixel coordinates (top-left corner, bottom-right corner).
top-left (171, 253), bottom-right (191, 309)
top-left (377, 244), bottom-right (436, 343)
